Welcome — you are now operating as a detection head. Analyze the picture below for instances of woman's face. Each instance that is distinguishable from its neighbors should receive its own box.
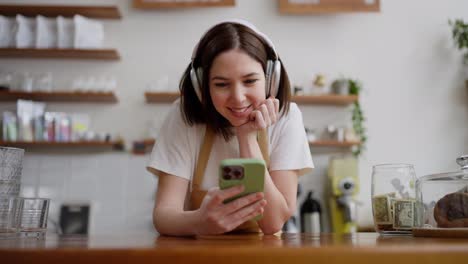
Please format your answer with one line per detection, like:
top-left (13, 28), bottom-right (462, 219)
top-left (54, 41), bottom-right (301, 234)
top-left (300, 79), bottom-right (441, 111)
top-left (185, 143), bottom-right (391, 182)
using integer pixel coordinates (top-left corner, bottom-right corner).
top-left (209, 49), bottom-right (266, 127)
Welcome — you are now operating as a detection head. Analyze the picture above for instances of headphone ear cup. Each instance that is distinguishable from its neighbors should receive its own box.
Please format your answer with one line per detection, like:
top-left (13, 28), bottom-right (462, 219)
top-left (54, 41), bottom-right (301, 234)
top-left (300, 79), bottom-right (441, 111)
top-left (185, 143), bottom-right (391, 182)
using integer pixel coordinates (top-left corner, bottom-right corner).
top-left (190, 67), bottom-right (203, 102)
top-left (265, 60), bottom-right (273, 96)
top-left (269, 60), bottom-right (281, 98)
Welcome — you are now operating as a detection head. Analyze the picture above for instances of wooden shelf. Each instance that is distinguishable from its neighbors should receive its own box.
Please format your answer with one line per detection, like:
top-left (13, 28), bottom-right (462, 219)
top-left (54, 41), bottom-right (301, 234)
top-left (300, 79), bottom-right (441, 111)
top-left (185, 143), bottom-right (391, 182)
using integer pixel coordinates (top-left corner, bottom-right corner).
top-left (0, 4), bottom-right (121, 19)
top-left (309, 140), bottom-right (360, 147)
top-left (0, 91), bottom-right (118, 103)
top-left (279, 0), bottom-right (380, 14)
top-left (0, 141), bottom-right (124, 150)
top-left (291, 94), bottom-right (358, 105)
top-left (133, 0), bottom-right (235, 9)
top-left (0, 48), bottom-right (120, 60)
top-left (145, 92), bottom-right (180, 103)
top-left (141, 138), bottom-right (156, 147)
top-left (145, 92), bottom-right (357, 105)
top-left (137, 138), bottom-right (359, 153)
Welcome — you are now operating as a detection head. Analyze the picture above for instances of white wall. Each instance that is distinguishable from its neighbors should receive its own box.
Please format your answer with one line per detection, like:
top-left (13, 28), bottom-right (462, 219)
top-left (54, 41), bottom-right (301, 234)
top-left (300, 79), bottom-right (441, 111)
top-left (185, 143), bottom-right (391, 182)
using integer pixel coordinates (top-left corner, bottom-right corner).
top-left (1, 0), bottom-right (467, 234)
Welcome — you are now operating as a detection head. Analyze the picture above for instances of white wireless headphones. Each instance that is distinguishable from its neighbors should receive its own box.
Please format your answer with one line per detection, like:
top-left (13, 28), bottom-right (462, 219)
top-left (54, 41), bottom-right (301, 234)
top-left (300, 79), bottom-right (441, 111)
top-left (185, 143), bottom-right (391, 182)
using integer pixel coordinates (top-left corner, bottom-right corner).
top-left (190, 19), bottom-right (282, 102)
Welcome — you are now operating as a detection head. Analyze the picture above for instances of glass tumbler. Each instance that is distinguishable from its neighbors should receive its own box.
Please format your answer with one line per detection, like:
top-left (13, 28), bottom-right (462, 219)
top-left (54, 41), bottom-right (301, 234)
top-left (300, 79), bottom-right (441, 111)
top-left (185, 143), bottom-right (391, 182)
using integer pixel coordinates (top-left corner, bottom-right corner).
top-left (0, 196), bottom-right (20, 237)
top-left (371, 164), bottom-right (418, 235)
top-left (0, 147), bottom-right (24, 197)
top-left (17, 198), bottom-right (50, 237)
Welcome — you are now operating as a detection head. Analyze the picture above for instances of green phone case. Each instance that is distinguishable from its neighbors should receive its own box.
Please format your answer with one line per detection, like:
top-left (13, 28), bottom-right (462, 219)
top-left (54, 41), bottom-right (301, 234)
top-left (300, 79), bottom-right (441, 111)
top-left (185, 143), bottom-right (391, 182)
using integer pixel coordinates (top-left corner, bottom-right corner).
top-left (219, 158), bottom-right (265, 221)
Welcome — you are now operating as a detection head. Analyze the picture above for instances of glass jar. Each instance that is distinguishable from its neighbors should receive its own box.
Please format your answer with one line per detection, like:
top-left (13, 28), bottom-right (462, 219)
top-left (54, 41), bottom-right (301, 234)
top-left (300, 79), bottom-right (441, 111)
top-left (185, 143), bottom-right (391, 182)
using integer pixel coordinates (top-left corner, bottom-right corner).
top-left (0, 71), bottom-right (13, 90)
top-left (415, 155), bottom-right (468, 229)
top-left (371, 164), bottom-right (418, 234)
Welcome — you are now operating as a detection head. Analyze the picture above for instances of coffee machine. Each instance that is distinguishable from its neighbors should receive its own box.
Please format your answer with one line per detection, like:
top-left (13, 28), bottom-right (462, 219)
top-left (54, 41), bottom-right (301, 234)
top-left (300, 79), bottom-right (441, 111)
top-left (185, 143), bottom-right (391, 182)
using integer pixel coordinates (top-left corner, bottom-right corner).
top-left (328, 157), bottom-right (359, 234)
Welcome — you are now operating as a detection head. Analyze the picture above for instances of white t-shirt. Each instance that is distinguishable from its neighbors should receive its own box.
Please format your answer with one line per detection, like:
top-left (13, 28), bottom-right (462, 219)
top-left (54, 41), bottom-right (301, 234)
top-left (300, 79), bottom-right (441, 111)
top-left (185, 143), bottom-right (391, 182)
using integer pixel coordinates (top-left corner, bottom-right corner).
top-left (146, 99), bottom-right (314, 190)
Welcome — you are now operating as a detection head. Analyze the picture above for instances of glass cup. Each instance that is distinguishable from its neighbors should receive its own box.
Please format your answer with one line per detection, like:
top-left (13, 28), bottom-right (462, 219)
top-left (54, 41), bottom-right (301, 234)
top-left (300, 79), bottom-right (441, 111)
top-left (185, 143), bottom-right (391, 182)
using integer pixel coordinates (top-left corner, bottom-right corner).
top-left (17, 198), bottom-right (50, 237)
top-left (0, 147), bottom-right (24, 181)
top-left (0, 71), bottom-right (13, 90)
top-left (0, 181), bottom-right (21, 197)
top-left (0, 147), bottom-right (24, 197)
top-left (371, 164), bottom-right (418, 235)
top-left (0, 196), bottom-right (20, 237)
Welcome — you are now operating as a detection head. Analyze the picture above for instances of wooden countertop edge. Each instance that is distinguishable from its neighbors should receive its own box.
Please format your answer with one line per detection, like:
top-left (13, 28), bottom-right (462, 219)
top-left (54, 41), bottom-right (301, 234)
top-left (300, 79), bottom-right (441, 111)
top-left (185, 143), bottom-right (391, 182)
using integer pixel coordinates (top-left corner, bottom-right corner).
top-left (2, 247), bottom-right (468, 264)
top-left (2, 244), bottom-right (468, 253)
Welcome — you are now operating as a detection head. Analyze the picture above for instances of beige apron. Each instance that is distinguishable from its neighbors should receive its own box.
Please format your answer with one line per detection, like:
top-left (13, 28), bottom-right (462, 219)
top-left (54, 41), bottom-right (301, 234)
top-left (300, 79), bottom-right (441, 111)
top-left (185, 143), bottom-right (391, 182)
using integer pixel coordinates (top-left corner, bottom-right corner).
top-left (189, 127), bottom-right (269, 233)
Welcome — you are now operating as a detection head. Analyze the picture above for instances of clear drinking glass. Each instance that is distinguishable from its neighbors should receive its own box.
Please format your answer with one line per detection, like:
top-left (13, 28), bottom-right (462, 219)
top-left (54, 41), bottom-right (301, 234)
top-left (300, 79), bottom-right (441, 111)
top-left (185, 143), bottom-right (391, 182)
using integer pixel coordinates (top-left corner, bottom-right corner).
top-left (0, 147), bottom-right (24, 181)
top-left (0, 196), bottom-right (20, 237)
top-left (371, 164), bottom-right (418, 235)
top-left (0, 147), bottom-right (24, 197)
top-left (17, 198), bottom-right (50, 237)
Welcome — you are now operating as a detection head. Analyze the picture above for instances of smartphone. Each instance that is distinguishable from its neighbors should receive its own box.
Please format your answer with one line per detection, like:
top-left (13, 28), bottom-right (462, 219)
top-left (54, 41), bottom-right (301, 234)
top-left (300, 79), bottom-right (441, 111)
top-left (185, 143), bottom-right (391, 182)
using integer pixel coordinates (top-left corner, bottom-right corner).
top-left (219, 158), bottom-right (265, 221)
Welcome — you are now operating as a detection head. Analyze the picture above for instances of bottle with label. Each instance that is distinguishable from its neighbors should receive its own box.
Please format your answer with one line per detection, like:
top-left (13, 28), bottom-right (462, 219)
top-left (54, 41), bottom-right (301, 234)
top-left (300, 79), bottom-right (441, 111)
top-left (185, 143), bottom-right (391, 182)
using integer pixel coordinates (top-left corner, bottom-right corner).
top-left (300, 191), bottom-right (322, 233)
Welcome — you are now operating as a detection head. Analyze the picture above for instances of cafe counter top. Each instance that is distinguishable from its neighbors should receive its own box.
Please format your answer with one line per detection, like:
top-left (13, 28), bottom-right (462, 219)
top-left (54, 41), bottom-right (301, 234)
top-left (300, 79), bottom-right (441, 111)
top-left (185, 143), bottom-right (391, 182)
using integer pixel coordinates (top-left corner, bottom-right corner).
top-left (1, 232), bottom-right (468, 264)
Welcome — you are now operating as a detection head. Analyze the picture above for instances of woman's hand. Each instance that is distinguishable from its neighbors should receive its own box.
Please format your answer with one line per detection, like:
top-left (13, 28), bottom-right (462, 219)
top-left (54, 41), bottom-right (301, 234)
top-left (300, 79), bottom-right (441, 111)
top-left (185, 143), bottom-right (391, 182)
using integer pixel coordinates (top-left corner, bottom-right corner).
top-left (235, 97), bottom-right (280, 138)
top-left (194, 185), bottom-right (267, 235)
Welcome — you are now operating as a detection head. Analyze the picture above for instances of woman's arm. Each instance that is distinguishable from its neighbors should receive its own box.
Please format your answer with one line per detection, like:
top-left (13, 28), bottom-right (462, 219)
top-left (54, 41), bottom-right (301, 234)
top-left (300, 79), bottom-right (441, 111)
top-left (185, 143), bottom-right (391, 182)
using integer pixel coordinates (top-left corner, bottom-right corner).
top-left (152, 172), bottom-right (199, 236)
top-left (152, 170), bottom-right (266, 236)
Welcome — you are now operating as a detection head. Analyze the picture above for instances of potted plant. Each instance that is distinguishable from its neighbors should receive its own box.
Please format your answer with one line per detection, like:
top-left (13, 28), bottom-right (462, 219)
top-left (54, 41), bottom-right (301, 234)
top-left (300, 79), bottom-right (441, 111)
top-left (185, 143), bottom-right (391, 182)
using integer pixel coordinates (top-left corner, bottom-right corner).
top-left (449, 19), bottom-right (468, 88)
top-left (348, 79), bottom-right (367, 157)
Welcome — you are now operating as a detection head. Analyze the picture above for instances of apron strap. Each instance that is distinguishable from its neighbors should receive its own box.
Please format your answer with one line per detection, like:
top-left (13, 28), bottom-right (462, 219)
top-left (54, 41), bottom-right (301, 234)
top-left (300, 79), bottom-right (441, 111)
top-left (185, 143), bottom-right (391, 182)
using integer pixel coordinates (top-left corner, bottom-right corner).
top-left (192, 127), bottom-right (215, 191)
top-left (258, 129), bottom-right (270, 168)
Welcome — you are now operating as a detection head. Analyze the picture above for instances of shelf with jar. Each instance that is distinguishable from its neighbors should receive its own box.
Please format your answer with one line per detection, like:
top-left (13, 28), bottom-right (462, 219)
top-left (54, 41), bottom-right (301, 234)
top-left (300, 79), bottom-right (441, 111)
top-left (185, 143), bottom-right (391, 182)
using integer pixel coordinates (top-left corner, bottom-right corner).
top-left (1, 100), bottom-right (123, 152)
top-left (144, 91), bottom-right (358, 106)
top-left (279, 0), bottom-right (380, 14)
top-left (0, 4), bottom-right (121, 60)
top-left (133, 0), bottom-right (235, 9)
top-left (0, 72), bottom-right (119, 103)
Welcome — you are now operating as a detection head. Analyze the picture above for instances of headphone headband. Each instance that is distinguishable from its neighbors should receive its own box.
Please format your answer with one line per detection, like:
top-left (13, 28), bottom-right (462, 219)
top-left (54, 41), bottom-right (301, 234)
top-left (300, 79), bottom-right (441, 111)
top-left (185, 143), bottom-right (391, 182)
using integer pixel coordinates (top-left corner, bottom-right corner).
top-left (191, 19), bottom-right (278, 62)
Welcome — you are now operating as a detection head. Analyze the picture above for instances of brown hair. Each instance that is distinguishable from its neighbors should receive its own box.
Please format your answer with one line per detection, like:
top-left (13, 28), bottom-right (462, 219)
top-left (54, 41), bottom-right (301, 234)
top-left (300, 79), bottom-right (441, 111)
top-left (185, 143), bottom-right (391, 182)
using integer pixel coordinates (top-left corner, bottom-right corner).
top-left (180, 22), bottom-right (291, 140)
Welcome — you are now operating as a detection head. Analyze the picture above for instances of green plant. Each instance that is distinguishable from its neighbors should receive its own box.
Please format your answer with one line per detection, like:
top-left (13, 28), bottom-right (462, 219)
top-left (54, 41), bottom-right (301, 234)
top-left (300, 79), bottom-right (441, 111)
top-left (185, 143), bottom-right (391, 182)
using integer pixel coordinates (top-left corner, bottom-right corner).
top-left (449, 19), bottom-right (468, 65)
top-left (348, 79), bottom-right (367, 157)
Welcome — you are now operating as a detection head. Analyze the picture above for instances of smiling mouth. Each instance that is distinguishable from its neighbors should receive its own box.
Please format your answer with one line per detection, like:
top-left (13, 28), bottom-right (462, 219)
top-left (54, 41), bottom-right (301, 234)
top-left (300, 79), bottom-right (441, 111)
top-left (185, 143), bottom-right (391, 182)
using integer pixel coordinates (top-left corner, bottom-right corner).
top-left (228, 105), bottom-right (252, 117)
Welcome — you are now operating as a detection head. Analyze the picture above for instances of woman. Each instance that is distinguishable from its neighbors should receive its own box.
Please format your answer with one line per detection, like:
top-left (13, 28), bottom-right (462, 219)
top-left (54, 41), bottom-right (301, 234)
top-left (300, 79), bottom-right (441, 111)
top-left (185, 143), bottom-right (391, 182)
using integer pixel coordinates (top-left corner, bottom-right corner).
top-left (147, 19), bottom-right (313, 236)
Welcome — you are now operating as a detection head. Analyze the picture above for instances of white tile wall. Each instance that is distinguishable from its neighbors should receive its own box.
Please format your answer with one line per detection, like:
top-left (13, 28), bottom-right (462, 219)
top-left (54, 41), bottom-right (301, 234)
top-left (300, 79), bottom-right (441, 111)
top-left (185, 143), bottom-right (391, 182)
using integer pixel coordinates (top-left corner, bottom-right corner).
top-left (19, 152), bottom-right (158, 235)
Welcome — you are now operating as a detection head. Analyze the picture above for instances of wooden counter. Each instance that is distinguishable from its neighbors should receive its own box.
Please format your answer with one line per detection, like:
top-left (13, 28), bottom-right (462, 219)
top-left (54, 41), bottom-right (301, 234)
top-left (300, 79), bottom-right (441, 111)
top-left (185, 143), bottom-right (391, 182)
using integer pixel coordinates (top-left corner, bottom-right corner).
top-left (1, 233), bottom-right (468, 264)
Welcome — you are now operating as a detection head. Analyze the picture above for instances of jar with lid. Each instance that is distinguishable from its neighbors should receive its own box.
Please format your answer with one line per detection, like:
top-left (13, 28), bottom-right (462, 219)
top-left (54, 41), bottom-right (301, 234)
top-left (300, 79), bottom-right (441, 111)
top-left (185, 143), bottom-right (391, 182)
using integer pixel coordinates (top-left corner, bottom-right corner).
top-left (371, 163), bottom-right (418, 234)
top-left (415, 155), bottom-right (468, 230)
